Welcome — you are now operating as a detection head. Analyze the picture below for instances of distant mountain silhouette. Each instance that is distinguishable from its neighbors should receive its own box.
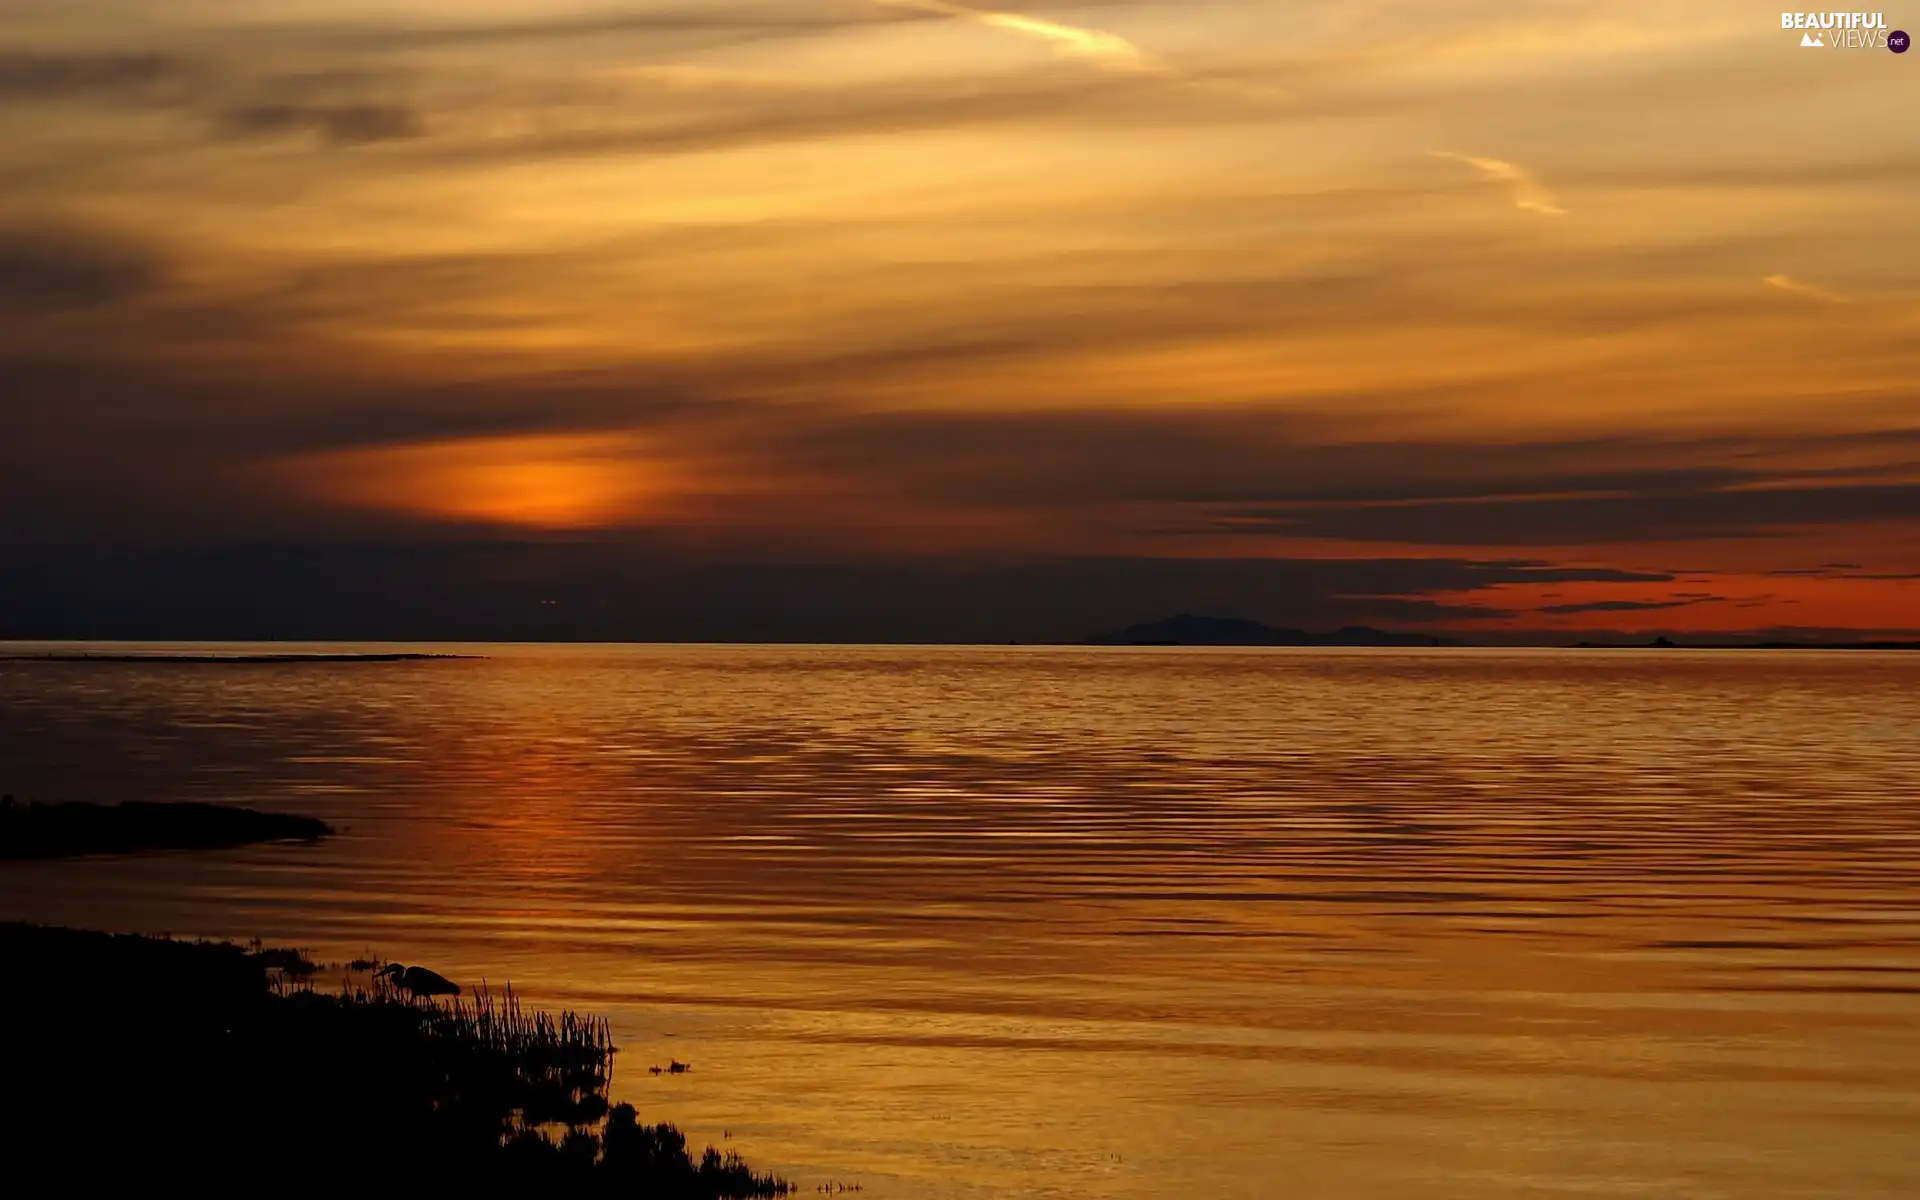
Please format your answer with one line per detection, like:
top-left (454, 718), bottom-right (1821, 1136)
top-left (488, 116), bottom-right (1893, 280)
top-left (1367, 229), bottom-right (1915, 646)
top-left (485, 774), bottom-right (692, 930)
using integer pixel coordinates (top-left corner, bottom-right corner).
top-left (1087, 614), bottom-right (1457, 647)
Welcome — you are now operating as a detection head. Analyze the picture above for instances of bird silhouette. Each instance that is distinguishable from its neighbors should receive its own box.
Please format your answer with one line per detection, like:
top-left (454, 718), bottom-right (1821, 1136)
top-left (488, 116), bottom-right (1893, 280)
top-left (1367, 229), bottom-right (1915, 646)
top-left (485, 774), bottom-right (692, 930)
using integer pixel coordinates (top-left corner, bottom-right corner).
top-left (376, 963), bottom-right (461, 998)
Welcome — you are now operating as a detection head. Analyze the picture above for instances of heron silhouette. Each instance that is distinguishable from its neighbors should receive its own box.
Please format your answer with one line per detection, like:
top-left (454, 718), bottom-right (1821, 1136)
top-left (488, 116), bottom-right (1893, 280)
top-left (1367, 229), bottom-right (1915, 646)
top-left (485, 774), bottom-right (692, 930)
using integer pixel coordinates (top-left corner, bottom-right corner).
top-left (376, 963), bottom-right (461, 998)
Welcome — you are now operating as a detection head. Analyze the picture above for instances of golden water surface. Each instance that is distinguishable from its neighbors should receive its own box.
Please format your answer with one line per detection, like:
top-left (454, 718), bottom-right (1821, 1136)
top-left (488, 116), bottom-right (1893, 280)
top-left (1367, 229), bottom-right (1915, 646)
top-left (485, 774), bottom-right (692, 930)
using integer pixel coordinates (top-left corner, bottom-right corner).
top-left (2, 644), bottom-right (1916, 1197)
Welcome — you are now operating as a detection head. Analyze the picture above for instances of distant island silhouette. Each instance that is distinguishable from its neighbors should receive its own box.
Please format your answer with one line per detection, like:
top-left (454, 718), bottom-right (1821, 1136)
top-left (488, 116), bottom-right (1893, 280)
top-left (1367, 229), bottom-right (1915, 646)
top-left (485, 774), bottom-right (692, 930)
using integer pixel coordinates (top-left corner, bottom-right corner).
top-left (1088, 614), bottom-right (1457, 647)
top-left (0, 799), bottom-right (332, 860)
top-left (0, 652), bottom-right (475, 664)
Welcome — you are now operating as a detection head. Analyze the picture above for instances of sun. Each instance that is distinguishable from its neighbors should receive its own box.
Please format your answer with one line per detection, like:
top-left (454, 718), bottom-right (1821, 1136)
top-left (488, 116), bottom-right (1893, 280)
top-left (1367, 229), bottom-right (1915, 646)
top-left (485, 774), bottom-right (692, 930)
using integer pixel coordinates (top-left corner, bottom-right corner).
top-left (286, 433), bottom-right (664, 530)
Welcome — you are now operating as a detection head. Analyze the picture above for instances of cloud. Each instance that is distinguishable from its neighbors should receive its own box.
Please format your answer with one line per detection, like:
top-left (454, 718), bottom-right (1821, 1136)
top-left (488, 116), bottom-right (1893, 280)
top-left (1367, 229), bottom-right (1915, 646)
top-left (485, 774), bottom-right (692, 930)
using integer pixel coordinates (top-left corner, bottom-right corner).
top-left (1767, 565), bottom-right (1920, 580)
top-left (0, 47), bottom-right (425, 148)
top-left (218, 102), bottom-right (424, 146)
top-left (875, 0), bottom-right (1160, 71)
top-left (1429, 151), bottom-right (1565, 216)
top-left (1767, 563), bottom-right (1862, 577)
top-left (7, 303), bottom-right (1919, 559)
top-left (0, 228), bottom-right (162, 310)
top-left (407, 65), bottom-right (1181, 166)
top-left (1536, 597), bottom-right (1716, 615)
top-left (1217, 481), bottom-right (1920, 546)
top-left (1763, 274), bottom-right (1851, 304)
top-left (714, 403), bottom-right (1920, 533)
top-left (0, 49), bottom-right (193, 102)
top-left (334, 5), bottom-right (919, 51)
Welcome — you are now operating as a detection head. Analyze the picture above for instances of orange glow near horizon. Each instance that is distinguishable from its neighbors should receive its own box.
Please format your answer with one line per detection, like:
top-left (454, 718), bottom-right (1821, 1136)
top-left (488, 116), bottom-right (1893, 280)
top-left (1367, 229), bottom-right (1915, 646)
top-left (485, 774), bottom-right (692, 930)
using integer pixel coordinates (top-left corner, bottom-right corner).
top-left (289, 434), bottom-right (670, 530)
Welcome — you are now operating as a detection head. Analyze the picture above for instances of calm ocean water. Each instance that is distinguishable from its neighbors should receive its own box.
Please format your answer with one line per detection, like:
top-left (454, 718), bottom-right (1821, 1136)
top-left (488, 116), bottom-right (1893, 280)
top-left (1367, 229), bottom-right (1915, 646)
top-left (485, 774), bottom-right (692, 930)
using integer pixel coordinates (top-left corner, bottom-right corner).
top-left (2, 643), bottom-right (1917, 1197)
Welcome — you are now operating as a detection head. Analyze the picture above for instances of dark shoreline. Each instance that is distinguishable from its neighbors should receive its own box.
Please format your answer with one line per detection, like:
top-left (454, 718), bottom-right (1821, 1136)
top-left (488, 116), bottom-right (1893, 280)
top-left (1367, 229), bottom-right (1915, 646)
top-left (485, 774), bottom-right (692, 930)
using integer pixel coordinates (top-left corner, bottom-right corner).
top-left (0, 800), bottom-right (333, 861)
top-left (0, 809), bottom-right (800, 1190)
top-left (0, 923), bottom-right (792, 1193)
top-left (0, 652), bottom-right (478, 663)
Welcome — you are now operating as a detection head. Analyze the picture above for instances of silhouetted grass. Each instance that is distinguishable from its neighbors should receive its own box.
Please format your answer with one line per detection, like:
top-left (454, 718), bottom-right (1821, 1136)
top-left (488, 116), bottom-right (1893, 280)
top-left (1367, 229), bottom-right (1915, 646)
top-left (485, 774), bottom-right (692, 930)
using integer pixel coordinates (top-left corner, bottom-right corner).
top-left (0, 797), bottom-right (332, 859)
top-left (343, 977), bottom-right (618, 1132)
top-left (0, 923), bottom-right (791, 1195)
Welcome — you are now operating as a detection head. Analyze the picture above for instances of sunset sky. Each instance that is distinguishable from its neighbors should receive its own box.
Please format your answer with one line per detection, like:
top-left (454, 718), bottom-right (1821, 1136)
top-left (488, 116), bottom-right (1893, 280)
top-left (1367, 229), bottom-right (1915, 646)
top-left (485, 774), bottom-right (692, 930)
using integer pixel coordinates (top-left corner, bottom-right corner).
top-left (3, 1), bottom-right (1917, 641)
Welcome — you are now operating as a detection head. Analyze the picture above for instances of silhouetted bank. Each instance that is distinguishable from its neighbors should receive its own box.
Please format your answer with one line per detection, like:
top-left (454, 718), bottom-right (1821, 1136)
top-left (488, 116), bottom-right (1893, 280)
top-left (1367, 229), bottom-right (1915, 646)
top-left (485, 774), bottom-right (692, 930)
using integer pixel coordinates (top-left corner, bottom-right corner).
top-left (0, 651), bottom-right (475, 663)
top-left (1089, 614), bottom-right (1457, 647)
top-left (0, 799), bottom-right (332, 860)
top-left (0, 924), bottom-right (792, 1195)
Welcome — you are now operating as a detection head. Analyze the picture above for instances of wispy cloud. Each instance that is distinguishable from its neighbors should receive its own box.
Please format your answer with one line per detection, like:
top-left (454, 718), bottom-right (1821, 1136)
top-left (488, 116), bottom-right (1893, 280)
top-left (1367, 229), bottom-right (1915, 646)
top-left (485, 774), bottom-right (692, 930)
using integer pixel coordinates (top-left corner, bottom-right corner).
top-left (1536, 597), bottom-right (1717, 615)
top-left (219, 102), bottom-right (423, 146)
top-left (876, 0), bottom-right (1160, 71)
top-left (0, 49), bottom-right (193, 102)
top-left (1429, 152), bottom-right (1565, 216)
top-left (0, 226), bottom-right (163, 310)
top-left (1763, 274), bottom-right (1851, 304)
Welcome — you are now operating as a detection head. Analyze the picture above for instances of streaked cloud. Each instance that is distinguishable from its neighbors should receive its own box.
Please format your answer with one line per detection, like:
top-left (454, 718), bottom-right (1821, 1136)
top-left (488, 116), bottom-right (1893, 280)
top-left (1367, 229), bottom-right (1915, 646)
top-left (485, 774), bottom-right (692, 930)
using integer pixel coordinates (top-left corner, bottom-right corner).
top-left (219, 102), bottom-right (423, 147)
top-left (1536, 597), bottom-right (1716, 615)
top-left (0, 227), bottom-right (162, 310)
top-left (875, 0), bottom-right (1160, 71)
top-left (1430, 152), bottom-right (1566, 216)
top-left (1763, 274), bottom-right (1851, 304)
top-left (0, 49), bottom-right (192, 101)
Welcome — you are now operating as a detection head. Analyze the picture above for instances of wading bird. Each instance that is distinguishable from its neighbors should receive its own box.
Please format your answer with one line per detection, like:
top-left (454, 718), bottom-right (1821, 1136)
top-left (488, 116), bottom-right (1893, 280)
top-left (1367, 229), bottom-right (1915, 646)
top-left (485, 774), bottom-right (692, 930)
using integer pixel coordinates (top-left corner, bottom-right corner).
top-left (377, 963), bottom-right (461, 998)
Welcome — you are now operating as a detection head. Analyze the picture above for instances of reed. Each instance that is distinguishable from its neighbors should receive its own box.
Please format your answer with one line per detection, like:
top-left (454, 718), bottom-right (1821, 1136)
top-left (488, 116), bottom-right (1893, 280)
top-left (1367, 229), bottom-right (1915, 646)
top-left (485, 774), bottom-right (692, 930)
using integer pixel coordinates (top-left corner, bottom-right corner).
top-left (0, 922), bottom-right (793, 1195)
top-left (342, 977), bottom-right (619, 1133)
